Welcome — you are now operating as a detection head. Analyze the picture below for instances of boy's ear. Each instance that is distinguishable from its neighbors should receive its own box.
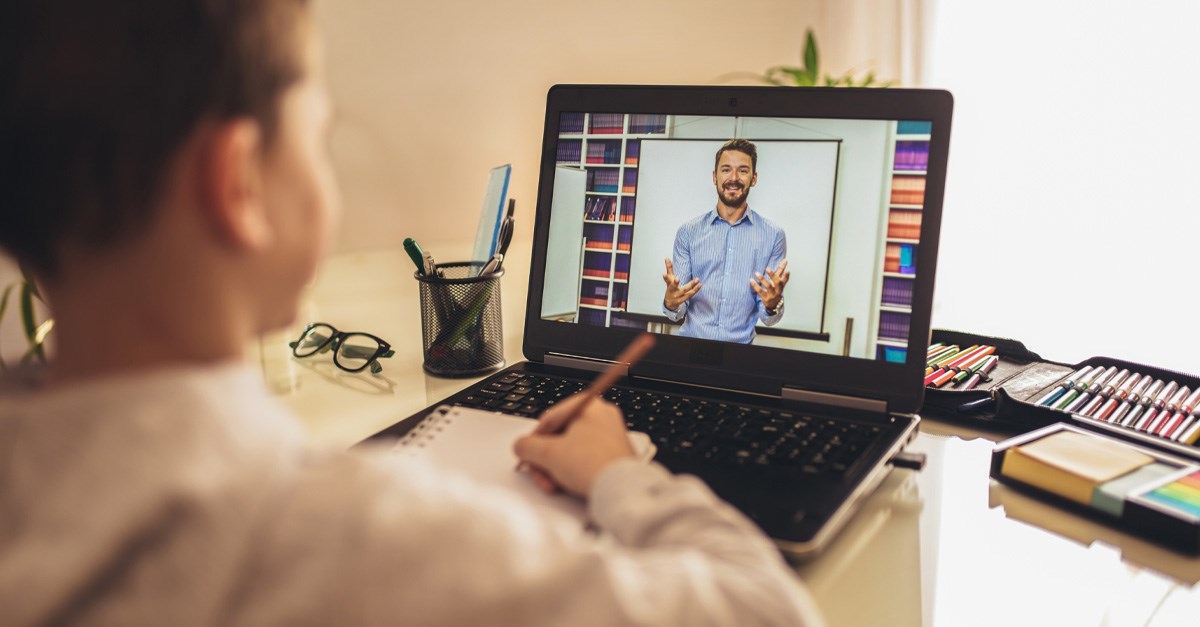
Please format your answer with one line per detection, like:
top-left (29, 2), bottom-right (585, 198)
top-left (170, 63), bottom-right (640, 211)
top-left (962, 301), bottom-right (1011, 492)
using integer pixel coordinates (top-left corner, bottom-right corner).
top-left (197, 119), bottom-right (272, 251)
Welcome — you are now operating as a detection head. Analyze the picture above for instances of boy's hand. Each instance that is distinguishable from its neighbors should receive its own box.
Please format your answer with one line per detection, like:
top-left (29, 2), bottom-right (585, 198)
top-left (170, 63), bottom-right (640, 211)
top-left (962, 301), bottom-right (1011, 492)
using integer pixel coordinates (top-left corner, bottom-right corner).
top-left (514, 395), bottom-right (635, 497)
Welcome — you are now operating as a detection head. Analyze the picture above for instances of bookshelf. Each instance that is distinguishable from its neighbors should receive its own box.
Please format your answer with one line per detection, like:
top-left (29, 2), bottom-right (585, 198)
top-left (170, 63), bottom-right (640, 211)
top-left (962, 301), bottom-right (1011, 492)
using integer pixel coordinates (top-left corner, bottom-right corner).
top-left (876, 121), bottom-right (932, 362)
top-left (557, 113), bottom-right (670, 328)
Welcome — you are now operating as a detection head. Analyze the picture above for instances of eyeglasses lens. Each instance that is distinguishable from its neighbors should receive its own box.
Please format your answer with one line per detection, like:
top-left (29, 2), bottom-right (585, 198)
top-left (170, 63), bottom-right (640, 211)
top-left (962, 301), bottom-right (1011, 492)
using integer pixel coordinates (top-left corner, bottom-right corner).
top-left (294, 325), bottom-right (334, 357)
top-left (336, 334), bottom-right (381, 371)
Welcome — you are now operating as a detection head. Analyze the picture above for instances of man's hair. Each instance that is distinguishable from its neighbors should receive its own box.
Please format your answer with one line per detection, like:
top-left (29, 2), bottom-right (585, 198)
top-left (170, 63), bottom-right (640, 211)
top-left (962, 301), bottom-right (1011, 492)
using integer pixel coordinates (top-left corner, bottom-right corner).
top-left (713, 138), bottom-right (758, 173)
top-left (0, 0), bottom-right (311, 277)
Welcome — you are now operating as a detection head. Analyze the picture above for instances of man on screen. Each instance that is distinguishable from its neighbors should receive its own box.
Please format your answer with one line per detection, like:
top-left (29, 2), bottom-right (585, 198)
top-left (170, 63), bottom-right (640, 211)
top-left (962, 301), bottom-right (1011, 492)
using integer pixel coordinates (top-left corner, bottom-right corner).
top-left (662, 139), bottom-right (790, 344)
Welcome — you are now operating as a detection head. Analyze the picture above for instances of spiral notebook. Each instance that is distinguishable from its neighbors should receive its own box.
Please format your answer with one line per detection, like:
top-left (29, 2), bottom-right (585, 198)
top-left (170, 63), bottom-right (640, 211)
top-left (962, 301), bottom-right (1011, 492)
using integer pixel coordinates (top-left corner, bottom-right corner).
top-left (392, 405), bottom-right (655, 528)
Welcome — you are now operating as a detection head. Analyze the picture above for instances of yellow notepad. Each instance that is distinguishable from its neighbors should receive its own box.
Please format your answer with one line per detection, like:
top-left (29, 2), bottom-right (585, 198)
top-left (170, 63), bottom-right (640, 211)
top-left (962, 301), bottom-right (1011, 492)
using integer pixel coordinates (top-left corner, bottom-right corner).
top-left (392, 405), bottom-right (655, 528)
top-left (1001, 430), bottom-right (1154, 504)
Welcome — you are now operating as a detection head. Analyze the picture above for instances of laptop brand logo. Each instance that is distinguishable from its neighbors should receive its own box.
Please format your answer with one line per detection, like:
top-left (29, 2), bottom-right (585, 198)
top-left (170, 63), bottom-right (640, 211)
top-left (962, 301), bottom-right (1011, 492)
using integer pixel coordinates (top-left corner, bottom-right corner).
top-left (689, 342), bottom-right (724, 366)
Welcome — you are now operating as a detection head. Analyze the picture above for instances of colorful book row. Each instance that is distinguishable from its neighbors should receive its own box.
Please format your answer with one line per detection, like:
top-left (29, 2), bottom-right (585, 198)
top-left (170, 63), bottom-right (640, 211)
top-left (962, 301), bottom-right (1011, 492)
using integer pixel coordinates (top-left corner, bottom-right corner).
top-left (625, 140), bottom-right (640, 164)
top-left (586, 141), bottom-right (623, 164)
top-left (881, 277), bottom-right (915, 307)
top-left (628, 114), bottom-right (668, 134)
top-left (886, 209), bottom-right (922, 240)
top-left (556, 140), bottom-right (582, 164)
top-left (589, 113), bottom-right (625, 134)
top-left (560, 112), bottom-right (586, 134)
top-left (894, 141), bottom-right (929, 171)
top-left (622, 169), bottom-right (638, 193)
top-left (588, 169), bottom-right (620, 193)
top-left (879, 311), bottom-right (911, 340)
top-left (884, 244), bottom-right (917, 275)
top-left (585, 196), bottom-right (617, 221)
top-left (890, 175), bottom-right (926, 206)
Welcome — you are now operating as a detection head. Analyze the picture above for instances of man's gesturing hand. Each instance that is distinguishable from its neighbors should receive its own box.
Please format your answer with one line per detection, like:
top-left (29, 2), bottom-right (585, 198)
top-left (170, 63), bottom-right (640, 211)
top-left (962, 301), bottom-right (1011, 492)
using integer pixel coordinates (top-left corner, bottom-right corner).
top-left (750, 259), bottom-right (789, 312)
top-left (662, 258), bottom-right (701, 310)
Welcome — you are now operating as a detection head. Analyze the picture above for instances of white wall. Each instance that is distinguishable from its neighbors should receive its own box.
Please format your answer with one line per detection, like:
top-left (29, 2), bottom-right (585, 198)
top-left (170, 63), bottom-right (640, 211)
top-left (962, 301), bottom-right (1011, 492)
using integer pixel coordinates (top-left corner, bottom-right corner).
top-left (315, 0), bottom-right (850, 254)
top-left (924, 0), bottom-right (1200, 372)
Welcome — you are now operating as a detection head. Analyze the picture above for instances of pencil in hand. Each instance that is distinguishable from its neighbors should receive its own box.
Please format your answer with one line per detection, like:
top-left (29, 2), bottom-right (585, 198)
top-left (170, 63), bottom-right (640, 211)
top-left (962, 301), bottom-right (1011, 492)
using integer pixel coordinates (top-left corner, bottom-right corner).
top-left (515, 333), bottom-right (656, 481)
top-left (533, 333), bottom-right (656, 436)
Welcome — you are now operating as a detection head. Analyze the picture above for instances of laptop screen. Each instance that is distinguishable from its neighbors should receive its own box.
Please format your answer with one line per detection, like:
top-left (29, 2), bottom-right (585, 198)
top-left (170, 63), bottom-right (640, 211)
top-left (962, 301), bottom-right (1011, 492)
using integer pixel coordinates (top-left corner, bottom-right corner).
top-left (525, 86), bottom-right (951, 412)
top-left (540, 112), bottom-right (931, 364)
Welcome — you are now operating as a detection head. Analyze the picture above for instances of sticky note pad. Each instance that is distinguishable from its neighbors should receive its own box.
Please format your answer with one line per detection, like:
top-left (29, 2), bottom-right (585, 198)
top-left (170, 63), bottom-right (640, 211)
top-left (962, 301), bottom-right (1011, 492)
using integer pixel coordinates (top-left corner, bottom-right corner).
top-left (1002, 430), bottom-right (1155, 504)
top-left (1092, 462), bottom-right (1178, 516)
top-left (1142, 471), bottom-right (1200, 520)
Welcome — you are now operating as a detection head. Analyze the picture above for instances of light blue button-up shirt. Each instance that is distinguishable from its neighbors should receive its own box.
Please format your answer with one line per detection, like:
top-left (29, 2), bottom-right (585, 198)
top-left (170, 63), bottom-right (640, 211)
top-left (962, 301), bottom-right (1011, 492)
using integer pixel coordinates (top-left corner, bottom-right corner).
top-left (662, 207), bottom-right (786, 344)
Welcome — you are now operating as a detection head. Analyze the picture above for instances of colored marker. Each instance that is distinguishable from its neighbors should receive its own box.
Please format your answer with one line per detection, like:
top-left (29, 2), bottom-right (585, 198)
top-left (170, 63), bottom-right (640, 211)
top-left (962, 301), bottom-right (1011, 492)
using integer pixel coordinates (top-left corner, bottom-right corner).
top-left (1155, 386), bottom-right (1192, 437)
top-left (1179, 387), bottom-right (1200, 416)
top-left (1168, 414), bottom-right (1195, 441)
top-left (925, 345), bottom-right (961, 374)
top-left (1127, 379), bottom-right (1164, 428)
top-left (1113, 375), bottom-right (1153, 424)
top-left (927, 342), bottom-right (946, 356)
top-left (1035, 366), bottom-right (1094, 406)
top-left (929, 345), bottom-right (994, 388)
top-left (1081, 369), bottom-right (1130, 417)
top-left (1079, 394), bottom-right (1106, 417)
top-left (962, 355), bottom-right (1000, 391)
top-left (1099, 369), bottom-right (1130, 398)
top-left (1055, 367), bottom-right (1104, 410)
top-left (926, 344), bottom-right (960, 365)
top-left (952, 352), bottom-right (997, 385)
top-left (1137, 380), bottom-right (1177, 432)
top-left (1172, 388), bottom-right (1200, 439)
top-left (925, 345), bottom-right (979, 385)
top-left (1097, 373), bottom-right (1142, 422)
top-left (1065, 366), bottom-right (1118, 414)
top-left (1182, 421), bottom-right (1200, 445)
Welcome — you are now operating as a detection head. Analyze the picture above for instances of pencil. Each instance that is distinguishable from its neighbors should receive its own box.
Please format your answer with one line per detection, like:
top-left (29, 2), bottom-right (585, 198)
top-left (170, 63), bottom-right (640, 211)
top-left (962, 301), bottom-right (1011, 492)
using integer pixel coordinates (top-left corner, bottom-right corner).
top-left (533, 333), bottom-right (657, 436)
top-left (515, 334), bottom-right (656, 475)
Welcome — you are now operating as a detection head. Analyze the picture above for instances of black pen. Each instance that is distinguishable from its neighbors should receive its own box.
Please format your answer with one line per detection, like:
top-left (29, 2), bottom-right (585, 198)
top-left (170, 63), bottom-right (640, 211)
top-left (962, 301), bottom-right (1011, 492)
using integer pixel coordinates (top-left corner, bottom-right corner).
top-left (480, 253), bottom-right (503, 275)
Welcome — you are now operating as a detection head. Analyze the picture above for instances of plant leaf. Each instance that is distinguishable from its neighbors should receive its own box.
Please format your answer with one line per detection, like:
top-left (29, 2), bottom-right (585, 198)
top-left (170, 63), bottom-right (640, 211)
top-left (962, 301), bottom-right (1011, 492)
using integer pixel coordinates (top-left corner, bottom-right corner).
top-left (19, 282), bottom-right (46, 362)
top-left (0, 283), bottom-right (13, 372)
top-left (803, 28), bottom-right (819, 81)
top-left (781, 68), bottom-right (814, 86)
top-left (17, 259), bottom-right (41, 302)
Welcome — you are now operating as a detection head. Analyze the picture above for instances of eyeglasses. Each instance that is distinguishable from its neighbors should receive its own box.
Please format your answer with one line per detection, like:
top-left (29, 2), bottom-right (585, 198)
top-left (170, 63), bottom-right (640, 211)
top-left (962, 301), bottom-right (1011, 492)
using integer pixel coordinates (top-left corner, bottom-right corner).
top-left (288, 322), bottom-right (395, 374)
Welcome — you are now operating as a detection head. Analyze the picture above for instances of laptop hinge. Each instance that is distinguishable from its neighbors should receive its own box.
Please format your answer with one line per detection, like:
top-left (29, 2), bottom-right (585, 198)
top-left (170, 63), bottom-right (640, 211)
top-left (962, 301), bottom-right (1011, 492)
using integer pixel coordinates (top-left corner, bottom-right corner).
top-left (781, 386), bottom-right (888, 414)
top-left (545, 352), bottom-right (628, 376)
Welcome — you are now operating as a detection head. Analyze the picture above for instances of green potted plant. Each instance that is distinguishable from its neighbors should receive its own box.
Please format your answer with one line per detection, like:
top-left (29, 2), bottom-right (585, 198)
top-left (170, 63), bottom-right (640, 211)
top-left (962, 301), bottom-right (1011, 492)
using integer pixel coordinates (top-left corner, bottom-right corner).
top-left (759, 28), bottom-right (892, 88)
top-left (0, 265), bottom-right (52, 372)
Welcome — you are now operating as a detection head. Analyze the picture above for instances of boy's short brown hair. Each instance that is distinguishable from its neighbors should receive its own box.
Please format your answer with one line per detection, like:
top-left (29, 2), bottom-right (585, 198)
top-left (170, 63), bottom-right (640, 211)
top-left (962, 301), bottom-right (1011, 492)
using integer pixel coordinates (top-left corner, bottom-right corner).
top-left (0, 0), bottom-right (311, 276)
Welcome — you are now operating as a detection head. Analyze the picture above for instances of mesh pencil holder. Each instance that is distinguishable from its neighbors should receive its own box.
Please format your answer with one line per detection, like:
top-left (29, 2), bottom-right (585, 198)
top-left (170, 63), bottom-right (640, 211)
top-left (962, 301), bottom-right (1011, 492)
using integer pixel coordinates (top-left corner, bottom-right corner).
top-left (415, 262), bottom-right (505, 377)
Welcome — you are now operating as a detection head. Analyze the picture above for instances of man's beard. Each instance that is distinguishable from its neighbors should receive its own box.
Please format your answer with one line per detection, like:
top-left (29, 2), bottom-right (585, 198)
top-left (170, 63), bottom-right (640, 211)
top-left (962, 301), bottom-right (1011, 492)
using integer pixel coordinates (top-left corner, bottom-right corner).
top-left (719, 183), bottom-right (749, 207)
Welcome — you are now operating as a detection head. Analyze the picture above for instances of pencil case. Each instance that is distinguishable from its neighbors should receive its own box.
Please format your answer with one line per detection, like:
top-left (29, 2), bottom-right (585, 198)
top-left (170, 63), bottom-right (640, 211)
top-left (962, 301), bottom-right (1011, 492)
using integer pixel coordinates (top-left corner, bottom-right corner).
top-left (989, 423), bottom-right (1200, 555)
top-left (920, 328), bottom-right (1200, 464)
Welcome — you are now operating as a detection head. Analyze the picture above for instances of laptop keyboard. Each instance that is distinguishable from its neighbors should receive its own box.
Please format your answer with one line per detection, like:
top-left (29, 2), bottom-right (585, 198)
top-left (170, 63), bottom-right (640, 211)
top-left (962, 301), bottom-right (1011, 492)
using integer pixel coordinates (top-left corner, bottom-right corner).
top-left (455, 371), bottom-right (885, 481)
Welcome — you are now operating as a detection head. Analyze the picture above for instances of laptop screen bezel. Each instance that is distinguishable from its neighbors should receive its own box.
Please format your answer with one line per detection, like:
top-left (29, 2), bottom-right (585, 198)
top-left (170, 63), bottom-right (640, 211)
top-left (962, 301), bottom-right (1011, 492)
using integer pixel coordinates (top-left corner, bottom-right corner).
top-left (523, 85), bottom-right (952, 415)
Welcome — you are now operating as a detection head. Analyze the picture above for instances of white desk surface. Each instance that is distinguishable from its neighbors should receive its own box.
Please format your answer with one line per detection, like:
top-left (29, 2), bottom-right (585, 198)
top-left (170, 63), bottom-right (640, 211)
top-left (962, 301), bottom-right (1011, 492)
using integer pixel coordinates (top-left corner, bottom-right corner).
top-left (263, 247), bottom-right (1200, 627)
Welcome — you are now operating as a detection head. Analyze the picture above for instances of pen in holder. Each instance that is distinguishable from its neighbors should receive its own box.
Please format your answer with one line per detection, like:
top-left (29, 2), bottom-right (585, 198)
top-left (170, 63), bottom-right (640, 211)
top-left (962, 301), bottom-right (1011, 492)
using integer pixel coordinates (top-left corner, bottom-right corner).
top-left (415, 262), bottom-right (505, 377)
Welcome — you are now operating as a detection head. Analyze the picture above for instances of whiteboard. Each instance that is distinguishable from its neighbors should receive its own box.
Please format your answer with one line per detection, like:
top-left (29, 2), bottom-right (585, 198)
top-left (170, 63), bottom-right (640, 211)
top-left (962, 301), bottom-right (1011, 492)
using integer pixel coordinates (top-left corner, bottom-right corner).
top-left (626, 140), bottom-right (839, 335)
top-left (540, 167), bottom-right (587, 319)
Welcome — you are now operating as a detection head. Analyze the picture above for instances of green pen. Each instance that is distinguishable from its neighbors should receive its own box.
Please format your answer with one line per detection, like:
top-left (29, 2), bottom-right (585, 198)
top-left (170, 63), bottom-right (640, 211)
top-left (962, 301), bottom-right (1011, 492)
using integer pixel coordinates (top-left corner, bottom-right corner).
top-left (404, 238), bottom-right (427, 275)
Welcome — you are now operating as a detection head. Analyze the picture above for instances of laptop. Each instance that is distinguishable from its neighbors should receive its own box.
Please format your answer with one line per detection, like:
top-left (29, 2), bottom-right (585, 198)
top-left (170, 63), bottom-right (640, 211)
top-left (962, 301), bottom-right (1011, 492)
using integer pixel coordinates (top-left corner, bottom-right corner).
top-left (369, 84), bottom-right (953, 559)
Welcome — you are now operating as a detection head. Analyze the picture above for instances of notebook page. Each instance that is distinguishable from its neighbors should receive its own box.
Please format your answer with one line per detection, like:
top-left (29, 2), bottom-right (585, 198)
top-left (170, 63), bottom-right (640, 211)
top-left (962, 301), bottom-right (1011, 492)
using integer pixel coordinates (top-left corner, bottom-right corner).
top-left (393, 405), bottom-right (654, 530)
